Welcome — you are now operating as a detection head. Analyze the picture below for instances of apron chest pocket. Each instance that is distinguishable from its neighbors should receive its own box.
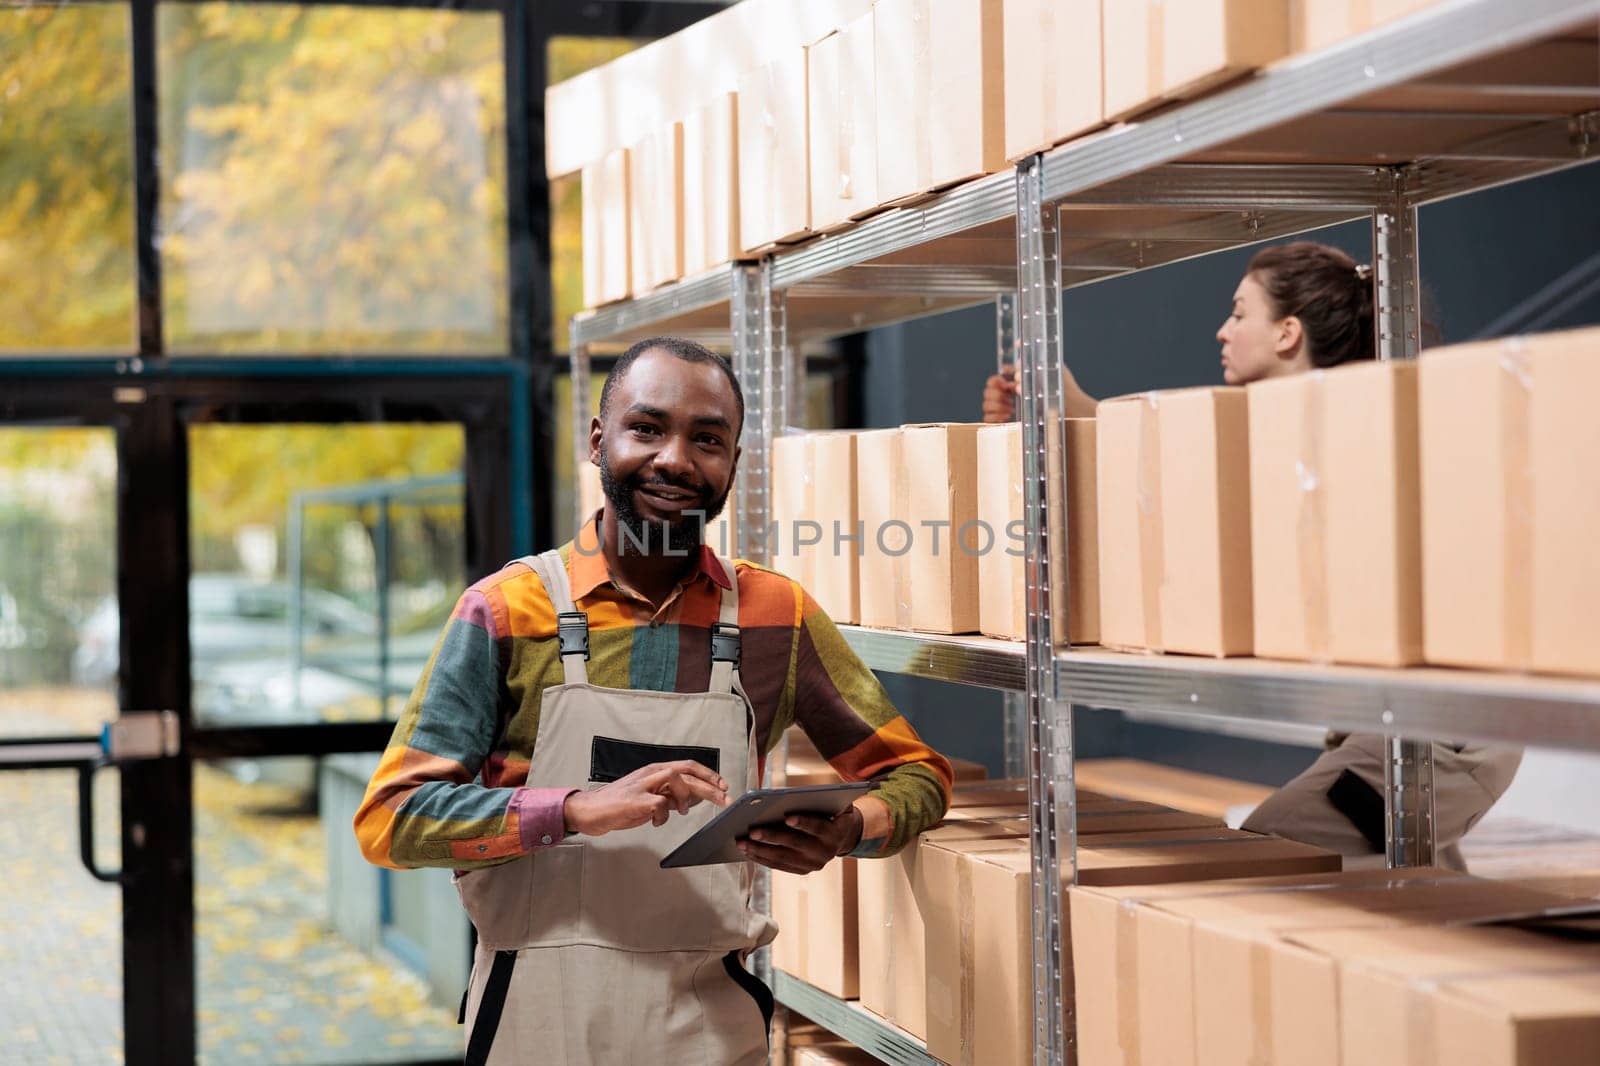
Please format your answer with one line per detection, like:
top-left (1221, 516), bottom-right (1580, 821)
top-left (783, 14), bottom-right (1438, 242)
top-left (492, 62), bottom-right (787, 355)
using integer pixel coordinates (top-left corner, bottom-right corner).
top-left (589, 736), bottom-right (721, 784)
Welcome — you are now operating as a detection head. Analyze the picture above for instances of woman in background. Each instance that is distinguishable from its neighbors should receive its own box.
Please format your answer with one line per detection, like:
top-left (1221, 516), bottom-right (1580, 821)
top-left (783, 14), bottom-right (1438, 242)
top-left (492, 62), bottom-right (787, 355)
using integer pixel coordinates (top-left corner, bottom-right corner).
top-left (983, 240), bottom-right (1520, 870)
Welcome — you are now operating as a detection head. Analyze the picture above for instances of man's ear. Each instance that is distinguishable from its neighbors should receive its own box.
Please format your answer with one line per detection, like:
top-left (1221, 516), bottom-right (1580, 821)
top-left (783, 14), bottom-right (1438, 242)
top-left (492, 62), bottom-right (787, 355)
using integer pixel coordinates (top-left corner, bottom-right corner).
top-left (1276, 315), bottom-right (1304, 359)
top-left (588, 416), bottom-right (603, 464)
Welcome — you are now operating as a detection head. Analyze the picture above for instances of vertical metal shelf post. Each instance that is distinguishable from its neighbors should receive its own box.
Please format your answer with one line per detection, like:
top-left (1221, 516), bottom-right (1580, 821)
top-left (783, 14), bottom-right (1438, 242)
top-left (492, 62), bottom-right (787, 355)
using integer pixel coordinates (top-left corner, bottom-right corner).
top-left (1373, 168), bottom-right (1437, 869)
top-left (997, 294), bottom-right (1031, 780)
top-left (1016, 157), bottom-right (1074, 1066)
top-left (732, 262), bottom-right (774, 565)
top-left (570, 334), bottom-right (594, 534)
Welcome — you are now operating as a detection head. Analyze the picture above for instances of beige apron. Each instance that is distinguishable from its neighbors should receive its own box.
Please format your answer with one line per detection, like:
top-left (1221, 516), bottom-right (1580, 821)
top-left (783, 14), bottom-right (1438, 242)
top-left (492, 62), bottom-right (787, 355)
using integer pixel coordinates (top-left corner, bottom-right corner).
top-left (1242, 733), bottom-right (1523, 871)
top-left (456, 550), bottom-right (777, 1065)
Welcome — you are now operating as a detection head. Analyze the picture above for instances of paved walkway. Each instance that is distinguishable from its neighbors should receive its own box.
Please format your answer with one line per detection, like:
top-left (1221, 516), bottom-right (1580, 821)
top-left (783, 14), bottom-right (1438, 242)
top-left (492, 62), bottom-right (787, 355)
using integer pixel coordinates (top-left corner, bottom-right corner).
top-left (1, 689), bottom-right (460, 1064)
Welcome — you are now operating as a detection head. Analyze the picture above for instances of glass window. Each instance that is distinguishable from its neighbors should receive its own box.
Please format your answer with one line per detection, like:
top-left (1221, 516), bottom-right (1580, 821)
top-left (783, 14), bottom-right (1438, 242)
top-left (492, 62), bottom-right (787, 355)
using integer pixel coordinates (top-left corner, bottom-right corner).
top-left (0, 428), bottom-right (119, 737)
top-left (158, 6), bottom-right (508, 355)
top-left (547, 37), bottom-right (643, 353)
top-left (187, 424), bottom-right (465, 728)
top-left (0, 6), bottom-right (136, 353)
top-left (195, 757), bottom-right (461, 1063)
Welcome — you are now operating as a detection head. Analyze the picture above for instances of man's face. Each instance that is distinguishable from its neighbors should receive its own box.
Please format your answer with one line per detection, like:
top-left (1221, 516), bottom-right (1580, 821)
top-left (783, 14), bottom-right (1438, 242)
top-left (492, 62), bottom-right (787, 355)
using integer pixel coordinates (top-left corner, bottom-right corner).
top-left (591, 349), bottom-right (741, 555)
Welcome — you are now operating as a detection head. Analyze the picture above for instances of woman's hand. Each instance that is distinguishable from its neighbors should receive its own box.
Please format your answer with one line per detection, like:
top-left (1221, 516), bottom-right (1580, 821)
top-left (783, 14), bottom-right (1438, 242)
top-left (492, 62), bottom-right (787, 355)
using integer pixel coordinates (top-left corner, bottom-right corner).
top-left (736, 805), bottom-right (865, 874)
top-left (563, 761), bottom-right (730, 837)
top-left (982, 364), bottom-right (1021, 423)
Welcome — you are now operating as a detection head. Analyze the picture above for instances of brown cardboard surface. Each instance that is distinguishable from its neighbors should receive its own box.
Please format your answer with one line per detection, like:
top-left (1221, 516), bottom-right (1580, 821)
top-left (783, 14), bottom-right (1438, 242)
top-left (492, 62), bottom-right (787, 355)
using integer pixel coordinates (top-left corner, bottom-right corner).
top-left (771, 434), bottom-right (813, 589)
top-left (545, 0), bottom-right (871, 177)
top-left (1003, 0), bottom-right (1101, 159)
top-left (1103, 0), bottom-right (1291, 122)
top-left (580, 147), bottom-right (630, 307)
top-left (874, 0), bottom-right (1007, 204)
top-left (680, 93), bottom-right (740, 276)
top-left (1068, 864), bottom-right (1568, 1062)
top-left (807, 13), bottom-right (878, 231)
top-left (1287, 923), bottom-right (1600, 1066)
top-left (792, 1043), bottom-right (882, 1066)
top-left (1074, 758), bottom-right (1273, 823)
top-left (626, 122), bottom-right (683, 292)
top-left (1292, 0), bottom-right (1441, 53)
top-left (977, 420), bottom-right (1099, 643)
top-left (903, 423), bottom-right (983, 634)
top-left (772, 858), bottom-right (860, 999)
top-left (737, 50), bottom-right (810, 251)
top-left (1074, 827), bottom-right (1338, 886)
top-left (1097, 388), bottom-right (1253, 656)
top-left (1248, 363), bottom-right (1422, 666)
top-left (811, 432), bottom-right (861, 624)
top-left (1419, 327), bottom-right (1600, 677)
top-left (855, 428), bottom-right (902, 629)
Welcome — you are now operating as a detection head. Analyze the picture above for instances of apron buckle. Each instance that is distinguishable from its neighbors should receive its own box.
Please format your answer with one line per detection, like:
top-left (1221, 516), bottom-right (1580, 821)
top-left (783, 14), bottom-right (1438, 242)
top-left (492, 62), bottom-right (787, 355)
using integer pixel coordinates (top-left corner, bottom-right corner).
top-left (557, 611), bottom-right (590, 660)
top-left (710, 622), bottom-right (741, 669)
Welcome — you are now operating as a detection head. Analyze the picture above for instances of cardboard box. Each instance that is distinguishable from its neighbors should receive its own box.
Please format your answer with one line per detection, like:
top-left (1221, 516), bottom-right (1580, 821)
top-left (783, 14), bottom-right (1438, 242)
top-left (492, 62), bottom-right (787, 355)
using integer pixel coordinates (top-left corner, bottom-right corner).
top-left (1073, 758), bottom-right (1273, 825)
top-left (1248, 362), bottom-right (1422, 666)
top-left (1097, 388), bottom-right (1253, 656)
top-left (1072, 870), bottom-right (1572, 1066)
top-left (856, 424), bottom-right (983, 634)
top-left (923, 828), bottom-right (1338, 1066)
top-left (738, 51), bottom-right (810, 251)
top-left (1419, 327), bottom-right (1600, 677)
top-left (772, 858), bottom-right (859, 999)
top-left (1292, 0), bottom-right (1441, 54)
top-left (626, 123), bottom-right (683, 293)
top-left (681, 93), bottom-right (740, 276)
top-left (793, 1043), bottom-right (881, 1066)
top-left (545, 0), bottom-right (872, 178)
top-left (807, 12), bottom-right (878, 232)
top-left (1103, 0), bottom-right (1292, 122)
top-left (977, 419), bottom-right (1099, 644)
top-left (1003, 0), bottom-right (1101, 160)
top-left (770, 432), bottom-right (861, 623)
top-left (780, 727), bottom-right (987, 788)
top-left (580, 147), bottom-right (630, 307)
top-left (1290, 922), bottom-right (1600, 1066)
top-left (874, 0), bottom-right (1006, 204)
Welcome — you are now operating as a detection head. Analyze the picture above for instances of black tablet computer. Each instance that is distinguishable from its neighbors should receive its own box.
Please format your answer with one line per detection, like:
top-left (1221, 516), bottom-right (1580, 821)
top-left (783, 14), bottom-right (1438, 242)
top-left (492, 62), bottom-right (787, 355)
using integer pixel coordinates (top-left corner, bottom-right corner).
top-left (659, 782), bottom-right (873, 868)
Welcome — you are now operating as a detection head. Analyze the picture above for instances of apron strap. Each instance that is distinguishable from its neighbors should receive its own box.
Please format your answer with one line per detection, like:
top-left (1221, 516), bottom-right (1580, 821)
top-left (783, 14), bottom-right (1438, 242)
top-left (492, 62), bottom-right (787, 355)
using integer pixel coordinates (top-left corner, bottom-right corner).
top-left (708, 555), bottom-right (741, 694)
top-left (523, 551), bottom-right (589, 686)
top-left (463, 949), bottom-right (518, 1066)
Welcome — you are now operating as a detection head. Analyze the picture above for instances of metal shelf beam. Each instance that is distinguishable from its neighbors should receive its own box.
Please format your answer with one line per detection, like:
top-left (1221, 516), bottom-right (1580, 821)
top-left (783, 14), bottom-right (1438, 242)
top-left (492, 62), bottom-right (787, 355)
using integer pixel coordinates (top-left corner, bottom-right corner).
top-left (1057, 651), bottom-right (1600, 753)
top-left (836, 625), bottom-right (1026, 692)
top-left (1038, 0), bottom-right (1600, 205)
top-left (772, 972), bottom-right (937, 1066)
top-left (570, 265), bottom-right (737, 349)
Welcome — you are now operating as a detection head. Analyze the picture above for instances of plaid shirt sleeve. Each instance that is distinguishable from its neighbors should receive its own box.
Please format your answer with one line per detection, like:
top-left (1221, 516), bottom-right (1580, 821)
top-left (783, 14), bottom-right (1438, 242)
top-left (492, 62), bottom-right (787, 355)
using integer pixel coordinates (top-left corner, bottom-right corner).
top-left (352, 584), bottom-right (571, 871)
top-left (783, 586), bottom-right (953, 857)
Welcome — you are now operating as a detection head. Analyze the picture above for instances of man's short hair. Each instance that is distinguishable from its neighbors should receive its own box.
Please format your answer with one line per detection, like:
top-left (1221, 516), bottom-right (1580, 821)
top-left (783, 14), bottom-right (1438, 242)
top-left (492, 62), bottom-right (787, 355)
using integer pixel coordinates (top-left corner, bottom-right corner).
top-left (598, 337), bottom-right (745, 439)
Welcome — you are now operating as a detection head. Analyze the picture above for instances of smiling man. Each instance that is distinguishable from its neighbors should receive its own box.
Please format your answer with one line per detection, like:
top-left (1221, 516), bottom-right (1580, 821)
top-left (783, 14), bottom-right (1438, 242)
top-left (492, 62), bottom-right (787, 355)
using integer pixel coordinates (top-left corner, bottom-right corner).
top-left (354, 336), bottom-right (954, 1065)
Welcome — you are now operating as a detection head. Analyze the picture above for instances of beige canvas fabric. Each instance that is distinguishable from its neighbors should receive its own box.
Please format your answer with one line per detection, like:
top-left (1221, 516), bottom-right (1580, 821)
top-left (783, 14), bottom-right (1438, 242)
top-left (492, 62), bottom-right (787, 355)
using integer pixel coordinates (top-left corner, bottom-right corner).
top-left (1242, 733), bottom-right (1523, 871)
top-left (455, 550), bottom-right (776, 1065)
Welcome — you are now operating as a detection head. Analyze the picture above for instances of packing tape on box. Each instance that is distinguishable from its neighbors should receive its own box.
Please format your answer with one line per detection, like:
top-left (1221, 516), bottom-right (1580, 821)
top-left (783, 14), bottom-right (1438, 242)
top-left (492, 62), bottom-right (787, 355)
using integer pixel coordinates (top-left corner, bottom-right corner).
top-left (1248, 939), bottom-right (1274, 1066)
top-left (892, 430), bottom-right (914, 630)
top-left (836, 34), bottom-right (855, 202)
top-left (1297, 371), bottom-right (1333, 664)
top-left (1146, 0), bottom-right (1166, 100)
top-left (1115, 898), bottom-right (1144, 1065)
top-left (910, 1), bottom-right (934, 194)
top-left (762, 64), bottom-right (781, 242)
top-left (1039, 0), bottom-right (1060, 135)
top-left (957, 855), bottom-right (978, 1066)
top-left (1135, 393), bottom-right (1167, 653)
top-left (1499, 341), bottom-right (1534, 672)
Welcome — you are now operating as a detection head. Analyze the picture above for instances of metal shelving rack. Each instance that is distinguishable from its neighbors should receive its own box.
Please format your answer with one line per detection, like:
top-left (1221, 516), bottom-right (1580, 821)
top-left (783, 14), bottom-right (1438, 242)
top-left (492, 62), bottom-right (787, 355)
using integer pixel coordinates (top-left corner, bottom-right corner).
top-left (568, 2), bottom-right (1600, 1061)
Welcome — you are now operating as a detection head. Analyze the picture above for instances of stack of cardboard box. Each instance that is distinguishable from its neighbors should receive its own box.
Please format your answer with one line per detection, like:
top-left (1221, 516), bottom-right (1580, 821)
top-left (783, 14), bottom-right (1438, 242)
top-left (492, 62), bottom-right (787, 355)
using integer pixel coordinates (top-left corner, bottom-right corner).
top-left (562, 0), bottom-right (1446, 308)
top-left (1072, 869), bottom-right (1598, 1066)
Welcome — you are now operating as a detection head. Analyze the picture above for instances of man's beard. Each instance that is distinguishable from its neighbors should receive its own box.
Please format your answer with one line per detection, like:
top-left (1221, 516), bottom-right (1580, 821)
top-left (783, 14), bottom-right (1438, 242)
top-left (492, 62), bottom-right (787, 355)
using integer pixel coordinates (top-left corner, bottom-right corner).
top-left (598, 450), bottom-right (731, 556)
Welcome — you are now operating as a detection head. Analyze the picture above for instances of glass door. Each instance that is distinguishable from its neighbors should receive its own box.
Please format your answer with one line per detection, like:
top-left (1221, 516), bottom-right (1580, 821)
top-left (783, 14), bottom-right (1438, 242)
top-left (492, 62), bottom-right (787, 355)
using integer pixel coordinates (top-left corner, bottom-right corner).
top-left (0, 422), bottom-right (126, 1061)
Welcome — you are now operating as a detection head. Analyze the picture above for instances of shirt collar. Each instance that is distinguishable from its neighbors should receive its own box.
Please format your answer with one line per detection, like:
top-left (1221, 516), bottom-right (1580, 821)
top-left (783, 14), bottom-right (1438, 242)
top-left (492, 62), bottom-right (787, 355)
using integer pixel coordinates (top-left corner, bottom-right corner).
top-left (567, 510), bottom-right (732, 603)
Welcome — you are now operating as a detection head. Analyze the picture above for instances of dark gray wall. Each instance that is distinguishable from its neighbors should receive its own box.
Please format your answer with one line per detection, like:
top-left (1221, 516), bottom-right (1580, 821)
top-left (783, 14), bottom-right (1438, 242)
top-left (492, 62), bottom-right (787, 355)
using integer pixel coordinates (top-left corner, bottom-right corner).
top-left (861, 164), bottom-right (1600, 783)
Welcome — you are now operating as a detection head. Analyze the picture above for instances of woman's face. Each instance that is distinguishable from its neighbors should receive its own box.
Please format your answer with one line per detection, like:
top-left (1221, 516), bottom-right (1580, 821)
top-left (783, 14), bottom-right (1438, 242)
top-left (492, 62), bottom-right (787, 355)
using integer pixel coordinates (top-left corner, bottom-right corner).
top-left (1216, 273), bottom-right (1297, 385)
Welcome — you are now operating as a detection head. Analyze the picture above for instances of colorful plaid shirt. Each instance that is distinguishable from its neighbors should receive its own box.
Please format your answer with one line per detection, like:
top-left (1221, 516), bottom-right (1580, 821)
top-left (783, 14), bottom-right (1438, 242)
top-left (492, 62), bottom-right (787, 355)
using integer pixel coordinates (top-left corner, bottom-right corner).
top-left (355, 519), bottom-right (954, 871)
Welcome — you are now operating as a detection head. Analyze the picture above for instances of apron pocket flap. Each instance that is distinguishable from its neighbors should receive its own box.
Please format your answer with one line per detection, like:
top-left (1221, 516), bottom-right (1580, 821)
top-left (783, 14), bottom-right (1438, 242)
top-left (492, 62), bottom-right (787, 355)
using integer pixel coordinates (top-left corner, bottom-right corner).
top-left (589, 736), bottom-right (721, 784)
